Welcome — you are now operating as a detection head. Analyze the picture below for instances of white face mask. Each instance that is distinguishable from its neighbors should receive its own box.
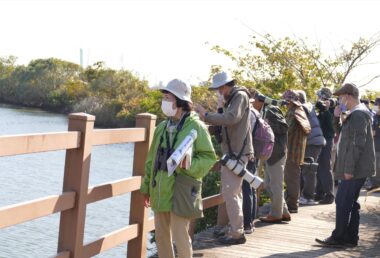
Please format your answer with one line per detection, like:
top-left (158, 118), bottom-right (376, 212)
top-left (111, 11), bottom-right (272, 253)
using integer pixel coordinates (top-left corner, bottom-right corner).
top-left (161, 100), bottom-right (177, 117)
top-left (374, 106), bottom-right (379, 113)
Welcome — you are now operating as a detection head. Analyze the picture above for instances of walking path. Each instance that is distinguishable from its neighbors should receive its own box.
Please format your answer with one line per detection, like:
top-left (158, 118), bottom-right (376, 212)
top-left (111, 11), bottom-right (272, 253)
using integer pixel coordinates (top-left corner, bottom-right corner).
top-left (193, 190), bottom-right (380, 258)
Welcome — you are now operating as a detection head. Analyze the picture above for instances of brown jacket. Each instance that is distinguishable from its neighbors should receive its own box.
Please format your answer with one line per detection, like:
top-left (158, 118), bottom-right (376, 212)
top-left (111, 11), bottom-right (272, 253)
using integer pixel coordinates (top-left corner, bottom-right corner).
top-left (286, 105), bottom-right (311, 165)
top-left (205, 87), bottom-right (253, 157)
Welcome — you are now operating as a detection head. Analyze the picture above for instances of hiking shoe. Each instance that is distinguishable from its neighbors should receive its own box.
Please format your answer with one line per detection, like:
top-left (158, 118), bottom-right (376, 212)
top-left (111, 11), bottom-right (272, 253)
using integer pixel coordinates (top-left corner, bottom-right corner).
top-left (218, 235), bottom-right (246, 245)
top-left (299, 197), bottom-right (317, 205)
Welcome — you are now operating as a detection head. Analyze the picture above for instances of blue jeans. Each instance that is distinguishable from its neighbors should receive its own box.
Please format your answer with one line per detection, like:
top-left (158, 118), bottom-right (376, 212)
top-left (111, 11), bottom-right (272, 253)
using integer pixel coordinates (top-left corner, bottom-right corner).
top-left (332, 178), bottom-right (366, 244)
top-left (242, 161), bottom-right (257, 228)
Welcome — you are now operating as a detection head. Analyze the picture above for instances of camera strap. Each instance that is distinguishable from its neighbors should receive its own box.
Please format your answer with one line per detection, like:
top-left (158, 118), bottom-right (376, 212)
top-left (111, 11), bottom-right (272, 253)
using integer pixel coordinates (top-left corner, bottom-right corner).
top-left (224, 120), bottom-right (249, 161)
top-left (223, 87), bottom-right (251, 160)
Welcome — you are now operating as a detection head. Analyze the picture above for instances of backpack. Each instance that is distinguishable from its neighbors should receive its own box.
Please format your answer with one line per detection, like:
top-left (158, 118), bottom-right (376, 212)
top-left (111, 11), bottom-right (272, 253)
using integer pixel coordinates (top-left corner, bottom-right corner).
top-left (251, 109), bottom-right (275, 161)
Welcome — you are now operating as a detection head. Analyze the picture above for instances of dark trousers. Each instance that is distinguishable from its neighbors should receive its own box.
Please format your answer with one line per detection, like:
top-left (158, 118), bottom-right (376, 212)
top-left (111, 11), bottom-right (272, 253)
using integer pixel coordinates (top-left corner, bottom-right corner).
top-left (242, 180), bottom-right (256, 228)
top-left (301, 145), bottom-right (322, 199)
top-left (332, 178), bottom-right (366, 244)
top-left (242, 161), bottom-right (257, 228)
top-left (316, 138), bottom-right (334, 198)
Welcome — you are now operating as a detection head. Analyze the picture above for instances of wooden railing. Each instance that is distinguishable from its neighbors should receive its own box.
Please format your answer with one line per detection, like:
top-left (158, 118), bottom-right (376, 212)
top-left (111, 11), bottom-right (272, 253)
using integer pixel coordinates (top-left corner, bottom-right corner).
top-left (0, 112), bottom-right (224, 258)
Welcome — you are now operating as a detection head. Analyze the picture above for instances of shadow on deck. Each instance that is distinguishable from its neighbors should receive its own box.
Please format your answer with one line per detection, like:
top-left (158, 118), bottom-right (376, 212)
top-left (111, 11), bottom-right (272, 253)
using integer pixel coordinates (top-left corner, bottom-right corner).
top-left (193, 191), bottom-right (380, 258)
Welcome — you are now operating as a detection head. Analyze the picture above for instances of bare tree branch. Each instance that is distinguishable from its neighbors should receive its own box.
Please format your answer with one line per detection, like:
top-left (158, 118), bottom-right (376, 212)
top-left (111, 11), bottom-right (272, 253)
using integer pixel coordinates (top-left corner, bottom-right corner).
top-left (358, 74), bottom-right (380, 88)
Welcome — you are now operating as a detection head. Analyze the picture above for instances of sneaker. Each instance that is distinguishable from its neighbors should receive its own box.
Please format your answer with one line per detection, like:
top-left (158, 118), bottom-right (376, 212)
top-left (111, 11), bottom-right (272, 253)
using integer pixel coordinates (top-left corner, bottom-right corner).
top-left (314, 194), bottom-right (323, 202)
top-left (299, 197), bottom-right (317, 205)
top-left (218, 234), bottom-right (246, 245)
top-left (244, 225), bottom-right (254, 234)
top-left (288, 209), bottom-right (298, 213)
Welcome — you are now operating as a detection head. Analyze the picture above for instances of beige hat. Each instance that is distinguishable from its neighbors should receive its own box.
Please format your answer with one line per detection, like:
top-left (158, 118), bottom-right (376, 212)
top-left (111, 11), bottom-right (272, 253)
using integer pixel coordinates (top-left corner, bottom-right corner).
top-left (160, 79), bottom-right (192, 103)
top-left (333, 83), bottom-right (359, 97)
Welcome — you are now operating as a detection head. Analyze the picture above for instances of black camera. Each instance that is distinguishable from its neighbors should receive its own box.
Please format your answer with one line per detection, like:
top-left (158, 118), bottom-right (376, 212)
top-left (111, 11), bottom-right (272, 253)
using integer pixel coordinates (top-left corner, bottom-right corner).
top-left (256, 93), bottom-right (288, 107)
top-left (315, 98), bottom-right (338, 112)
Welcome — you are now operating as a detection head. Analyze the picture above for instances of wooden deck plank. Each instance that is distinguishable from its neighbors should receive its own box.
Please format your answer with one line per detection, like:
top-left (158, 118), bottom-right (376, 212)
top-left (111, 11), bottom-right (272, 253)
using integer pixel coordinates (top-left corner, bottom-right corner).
top-left (193, 191), bottom-right (380, 258)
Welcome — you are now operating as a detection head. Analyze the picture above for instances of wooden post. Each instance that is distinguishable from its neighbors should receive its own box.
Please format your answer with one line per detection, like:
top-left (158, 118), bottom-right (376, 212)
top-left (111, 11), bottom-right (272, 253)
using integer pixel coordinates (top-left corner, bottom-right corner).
top-left (57, 113), bottom-right (95, 257)
top-left (127, 113), bottom-right (156, 258)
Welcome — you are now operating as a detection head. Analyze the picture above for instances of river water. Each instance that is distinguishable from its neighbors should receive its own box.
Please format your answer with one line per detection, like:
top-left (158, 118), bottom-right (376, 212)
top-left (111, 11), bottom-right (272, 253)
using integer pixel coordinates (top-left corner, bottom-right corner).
top-left (0, 104), bottom-right (155, 257)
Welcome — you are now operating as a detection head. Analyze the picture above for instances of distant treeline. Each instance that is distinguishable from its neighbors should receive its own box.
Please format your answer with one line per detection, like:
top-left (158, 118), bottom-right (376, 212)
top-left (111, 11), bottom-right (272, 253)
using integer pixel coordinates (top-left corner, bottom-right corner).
top-left (0, 57), bottom-right (213, 127)
top-left (2, 34), bottom-right (380, 127)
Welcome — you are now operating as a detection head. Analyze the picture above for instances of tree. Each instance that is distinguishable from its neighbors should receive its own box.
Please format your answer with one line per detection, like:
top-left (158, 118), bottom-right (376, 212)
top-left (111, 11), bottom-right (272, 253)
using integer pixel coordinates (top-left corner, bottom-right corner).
top-left (211, 32), bottom-right (380, 101)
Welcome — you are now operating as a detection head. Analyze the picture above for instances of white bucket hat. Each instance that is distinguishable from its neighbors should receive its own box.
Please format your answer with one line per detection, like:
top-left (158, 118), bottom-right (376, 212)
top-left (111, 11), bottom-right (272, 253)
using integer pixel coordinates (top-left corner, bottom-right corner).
top-left (209, 71), bottom-right (234, 89)
top-left (160, 79), bottom-right (192, 103)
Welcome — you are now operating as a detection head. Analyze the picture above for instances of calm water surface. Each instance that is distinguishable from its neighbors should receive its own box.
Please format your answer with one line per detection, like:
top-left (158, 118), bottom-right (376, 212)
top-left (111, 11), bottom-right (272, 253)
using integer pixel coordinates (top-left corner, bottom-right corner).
top-left (0, 104), bottom-right (155, 257)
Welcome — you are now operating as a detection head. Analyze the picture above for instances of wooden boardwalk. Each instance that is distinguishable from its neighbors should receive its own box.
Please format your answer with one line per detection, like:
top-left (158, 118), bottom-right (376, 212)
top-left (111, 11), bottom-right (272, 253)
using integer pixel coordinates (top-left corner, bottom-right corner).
top-left (193, 191), bottom-right (380, 258)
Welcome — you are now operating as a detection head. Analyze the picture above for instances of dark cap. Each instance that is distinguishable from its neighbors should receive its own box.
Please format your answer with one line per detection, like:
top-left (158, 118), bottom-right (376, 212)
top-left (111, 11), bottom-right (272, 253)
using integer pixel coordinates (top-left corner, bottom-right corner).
top-left (282, 89), bottom-right (302, 106)
top-left (333, 83), bottom-right (359, 97)
top-left (375, 97), bottom-right (380, 105)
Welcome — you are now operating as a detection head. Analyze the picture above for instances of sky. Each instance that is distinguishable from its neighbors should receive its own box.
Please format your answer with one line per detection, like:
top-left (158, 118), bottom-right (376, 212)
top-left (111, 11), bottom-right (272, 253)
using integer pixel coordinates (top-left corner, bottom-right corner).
top-left (1, 0), bottom-right (380, 93)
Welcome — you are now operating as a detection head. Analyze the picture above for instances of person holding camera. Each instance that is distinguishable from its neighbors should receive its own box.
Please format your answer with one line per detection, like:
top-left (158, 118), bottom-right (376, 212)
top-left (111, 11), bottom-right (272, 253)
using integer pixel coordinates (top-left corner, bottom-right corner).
top-left (296, 90), bottom-right (326, 206)
top-left (316, 83), bottom-right (375, 247)
top-left (251, 92), bottom-right (291, 223)
top-left (314, 87), bottom-right (336, 204)
top-left (282, 89), bottom-right (311, 213)
top-left (195, 71), bottom-right (253, 245)
top-left (140, 79), bottom-right (216, 258)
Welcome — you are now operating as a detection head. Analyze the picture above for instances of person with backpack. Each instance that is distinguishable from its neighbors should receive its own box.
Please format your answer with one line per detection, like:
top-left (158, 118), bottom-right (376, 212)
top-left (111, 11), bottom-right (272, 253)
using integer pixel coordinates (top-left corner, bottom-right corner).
top-left (251, 92), bottom-right (292, 223)
top-left (282, 90), bottom-right (311, 213)
top-left (195, 71), bottom-right (253, 245)
top-left (296, 90), bottom-right (326, 205)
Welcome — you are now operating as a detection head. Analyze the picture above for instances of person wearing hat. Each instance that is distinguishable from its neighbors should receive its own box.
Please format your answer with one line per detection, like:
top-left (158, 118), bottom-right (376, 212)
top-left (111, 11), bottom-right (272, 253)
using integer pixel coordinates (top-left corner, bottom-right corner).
top-left (140, 79), bottom-right (216, 258)
top-left (316, 83), bottom-right (375, 247)
top-left (195, 71), bottom-right (253, 245)
top-left (366, 97), bottom-right (380, 190)
top-left (251, 92), bottom-right (291, 223)
top-left (314, 87), bottom-right (336, 204)
top-left (281, 89), bottom-right (311, 213)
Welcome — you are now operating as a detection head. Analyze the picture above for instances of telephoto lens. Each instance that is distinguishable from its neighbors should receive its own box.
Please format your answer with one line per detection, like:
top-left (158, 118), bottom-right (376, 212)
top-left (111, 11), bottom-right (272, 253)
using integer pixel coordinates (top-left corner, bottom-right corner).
top-left (220, 154), bottom-right (263, 189)
top-left (256, 93), bottom-right (288, 107)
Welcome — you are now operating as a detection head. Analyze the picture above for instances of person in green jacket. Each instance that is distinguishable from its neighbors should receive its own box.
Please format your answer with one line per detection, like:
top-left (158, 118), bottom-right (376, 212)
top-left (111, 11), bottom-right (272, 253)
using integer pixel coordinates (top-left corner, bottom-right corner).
top-left (140, 79), bottom-right (216, 258)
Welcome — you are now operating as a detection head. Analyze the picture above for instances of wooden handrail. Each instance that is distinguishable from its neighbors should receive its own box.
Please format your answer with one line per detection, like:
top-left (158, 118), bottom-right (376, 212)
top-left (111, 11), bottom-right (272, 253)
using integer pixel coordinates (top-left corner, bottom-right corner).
top-left (0, 131), bottom-right (81, 157)
top-left (86, 176), bottom-right (142, 204)
top-left (202, 194), bottom-right (225, 210)
top-left (0, 113), bottom-right (224, 258)
top-left (82, 224), bottom-right (139, 257)
top-left (0, 192), bottom-right (76, 229)
top-left (92, 128), bottom-right (146, 145)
